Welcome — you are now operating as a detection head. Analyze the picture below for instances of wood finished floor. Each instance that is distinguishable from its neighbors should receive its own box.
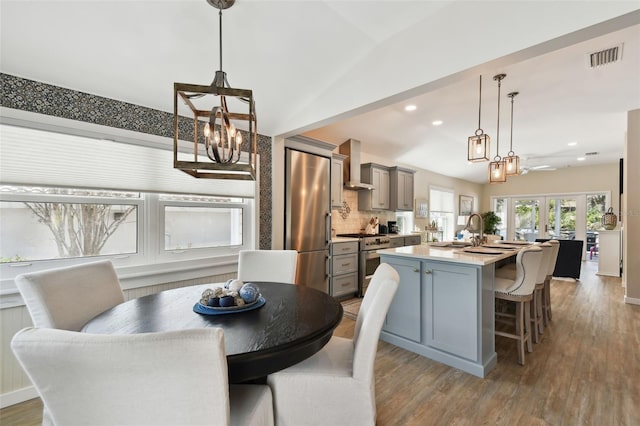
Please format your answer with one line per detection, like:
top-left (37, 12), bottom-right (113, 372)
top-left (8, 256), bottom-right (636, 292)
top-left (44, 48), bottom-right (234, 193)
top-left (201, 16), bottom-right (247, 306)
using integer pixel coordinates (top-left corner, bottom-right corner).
top-left (2, 261), bottom-right (638, 425)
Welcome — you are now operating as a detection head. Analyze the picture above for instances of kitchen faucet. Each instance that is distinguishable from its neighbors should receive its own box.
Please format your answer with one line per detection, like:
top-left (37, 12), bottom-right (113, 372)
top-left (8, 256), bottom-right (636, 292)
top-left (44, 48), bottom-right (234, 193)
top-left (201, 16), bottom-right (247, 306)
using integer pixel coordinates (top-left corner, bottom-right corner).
top-left (465, 213), bottom-right (484, 247)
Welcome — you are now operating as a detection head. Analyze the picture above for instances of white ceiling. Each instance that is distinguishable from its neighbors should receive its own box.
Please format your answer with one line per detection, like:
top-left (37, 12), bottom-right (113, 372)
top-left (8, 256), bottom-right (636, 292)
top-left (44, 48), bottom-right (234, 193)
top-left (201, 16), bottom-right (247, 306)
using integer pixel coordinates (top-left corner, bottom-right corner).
top-left (1, 1), bottom-right (639, 183)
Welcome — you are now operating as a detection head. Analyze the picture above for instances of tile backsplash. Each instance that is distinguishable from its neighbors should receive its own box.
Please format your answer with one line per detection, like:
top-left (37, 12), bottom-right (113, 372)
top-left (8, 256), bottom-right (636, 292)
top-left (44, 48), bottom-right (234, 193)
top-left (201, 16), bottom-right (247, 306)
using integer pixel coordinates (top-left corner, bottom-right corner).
top-left (331, 190), bottom-right (396, 235)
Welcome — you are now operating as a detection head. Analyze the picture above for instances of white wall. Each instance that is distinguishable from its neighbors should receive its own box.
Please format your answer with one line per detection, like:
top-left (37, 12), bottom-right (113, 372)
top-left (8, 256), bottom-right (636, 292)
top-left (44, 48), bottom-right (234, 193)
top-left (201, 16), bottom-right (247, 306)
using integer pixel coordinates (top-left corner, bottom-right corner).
top-left (481, 163), bottom-right (620, 213)
top-left (624, 110), bottom-right (640, 303)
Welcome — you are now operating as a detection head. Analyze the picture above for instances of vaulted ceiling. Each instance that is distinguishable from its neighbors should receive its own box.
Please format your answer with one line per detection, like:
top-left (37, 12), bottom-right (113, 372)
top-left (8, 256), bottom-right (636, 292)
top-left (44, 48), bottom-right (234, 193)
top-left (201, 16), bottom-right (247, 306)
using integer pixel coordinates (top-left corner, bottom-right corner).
top-left (1, 1), bottom-right (639, 183)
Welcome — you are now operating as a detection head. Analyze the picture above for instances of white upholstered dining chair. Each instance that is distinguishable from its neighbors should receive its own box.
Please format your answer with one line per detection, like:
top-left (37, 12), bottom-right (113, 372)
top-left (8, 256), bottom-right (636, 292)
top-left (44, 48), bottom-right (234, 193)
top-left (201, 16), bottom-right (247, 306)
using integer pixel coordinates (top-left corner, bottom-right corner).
top-left (14, 260), bottom-right (126, 426)
top-left (15, 260), bottom-right (125, 331)
top-left (266, 263), bottom-right (400, 426)
top-left (237, 250), bottom-right (298, 284)
top-left (11, 327), bottom-right (274, 426)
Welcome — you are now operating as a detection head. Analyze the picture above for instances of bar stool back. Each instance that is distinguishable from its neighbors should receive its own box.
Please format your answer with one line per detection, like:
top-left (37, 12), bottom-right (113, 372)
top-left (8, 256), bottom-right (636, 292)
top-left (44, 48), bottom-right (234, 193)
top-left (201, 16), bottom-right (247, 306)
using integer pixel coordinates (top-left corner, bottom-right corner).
top-left (494, 246), bottom-right (543, 365)
top-left (543, 240), bottom-right (560, 325)
top-left (531, 243), bottom-right (552, 343)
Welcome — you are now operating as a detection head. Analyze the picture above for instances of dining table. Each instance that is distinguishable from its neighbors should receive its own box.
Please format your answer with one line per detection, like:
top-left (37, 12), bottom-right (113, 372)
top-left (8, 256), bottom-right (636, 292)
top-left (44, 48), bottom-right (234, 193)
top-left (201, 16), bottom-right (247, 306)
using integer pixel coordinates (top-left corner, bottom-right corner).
top-left (81, 281), bottom-right (343, 383)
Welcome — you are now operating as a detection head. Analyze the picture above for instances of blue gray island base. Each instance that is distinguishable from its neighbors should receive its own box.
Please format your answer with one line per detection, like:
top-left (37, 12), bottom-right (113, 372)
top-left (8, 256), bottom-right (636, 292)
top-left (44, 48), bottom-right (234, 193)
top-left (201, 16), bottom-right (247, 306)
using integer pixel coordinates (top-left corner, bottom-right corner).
top-left (379, 245), bottom-right (515, 378)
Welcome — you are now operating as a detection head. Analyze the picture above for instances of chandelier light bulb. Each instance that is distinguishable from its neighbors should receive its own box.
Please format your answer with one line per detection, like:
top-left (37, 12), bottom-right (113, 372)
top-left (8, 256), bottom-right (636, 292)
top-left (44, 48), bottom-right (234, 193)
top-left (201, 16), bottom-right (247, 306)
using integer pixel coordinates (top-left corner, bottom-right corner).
top-left (236, 132), bottom-right (243, 146)
top-left (476, 141), bottom-right (482, 154)
top-left (204, 123), bottom-right (211, 137)
top-left (214, 130), bottom-right (220, 144)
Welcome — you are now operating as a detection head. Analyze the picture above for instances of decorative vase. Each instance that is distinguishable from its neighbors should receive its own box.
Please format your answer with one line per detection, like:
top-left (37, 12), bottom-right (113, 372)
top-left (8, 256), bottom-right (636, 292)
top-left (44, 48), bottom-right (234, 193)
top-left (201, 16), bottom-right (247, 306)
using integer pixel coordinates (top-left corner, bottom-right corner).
top-left (602, 207), bottom-right (617, 230)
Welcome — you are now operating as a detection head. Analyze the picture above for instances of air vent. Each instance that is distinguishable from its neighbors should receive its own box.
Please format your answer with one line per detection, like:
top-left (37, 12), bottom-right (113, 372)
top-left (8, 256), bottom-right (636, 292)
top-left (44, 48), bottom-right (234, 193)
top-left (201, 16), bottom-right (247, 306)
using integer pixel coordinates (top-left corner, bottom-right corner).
top-left (585, 151), bottom-right (599, 156)
top-left (589, 44), bottom-right (622, 68)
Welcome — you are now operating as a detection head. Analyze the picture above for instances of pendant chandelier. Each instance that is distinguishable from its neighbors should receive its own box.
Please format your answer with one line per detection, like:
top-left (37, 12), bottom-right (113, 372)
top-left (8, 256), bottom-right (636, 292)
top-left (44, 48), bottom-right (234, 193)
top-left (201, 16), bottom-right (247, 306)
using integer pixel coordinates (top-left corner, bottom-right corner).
top-left (505, 91), bottom-right (520, 176)
top-left (488, 73), bottom-right (507, 184)
top-left (467, 75), bottom-right (490, 162)
top-left (173, 0), bottom-right (257, 180)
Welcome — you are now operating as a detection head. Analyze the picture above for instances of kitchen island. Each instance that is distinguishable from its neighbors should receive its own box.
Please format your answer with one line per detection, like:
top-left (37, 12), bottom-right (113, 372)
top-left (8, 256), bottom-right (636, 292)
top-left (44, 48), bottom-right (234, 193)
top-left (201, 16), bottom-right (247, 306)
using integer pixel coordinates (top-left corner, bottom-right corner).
top-left (377, 244), bottom-right (519, 378)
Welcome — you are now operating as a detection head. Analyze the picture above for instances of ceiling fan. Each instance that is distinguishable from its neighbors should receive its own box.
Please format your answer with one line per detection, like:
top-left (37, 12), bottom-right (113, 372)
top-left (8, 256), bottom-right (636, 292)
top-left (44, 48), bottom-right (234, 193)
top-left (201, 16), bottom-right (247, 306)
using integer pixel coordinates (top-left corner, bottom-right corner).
top-left (519, 148), bottom-right (587, 174)
top-left (520, 164), bottom-right (557, 174)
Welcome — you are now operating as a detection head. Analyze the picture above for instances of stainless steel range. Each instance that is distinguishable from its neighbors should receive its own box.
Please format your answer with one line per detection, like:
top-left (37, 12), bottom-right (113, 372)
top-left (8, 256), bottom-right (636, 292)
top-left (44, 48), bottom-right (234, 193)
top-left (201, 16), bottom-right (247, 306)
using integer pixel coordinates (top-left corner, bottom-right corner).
top-left (336, 234), bottom-right (390, 296)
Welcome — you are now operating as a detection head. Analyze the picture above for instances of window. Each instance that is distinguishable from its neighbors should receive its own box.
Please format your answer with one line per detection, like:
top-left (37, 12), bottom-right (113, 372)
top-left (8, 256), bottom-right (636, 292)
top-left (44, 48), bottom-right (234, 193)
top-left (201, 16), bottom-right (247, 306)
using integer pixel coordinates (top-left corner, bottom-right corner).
top-left (429, 187), bottom-right (454, 240)
top-left (0, 186), bottom-right (140, 263)
top-left (0, 121), bottom-right (256, 288)
top-left (0, 187), bottom-right (252, 269)
top-left (159, 194), bottom-right (245, 251)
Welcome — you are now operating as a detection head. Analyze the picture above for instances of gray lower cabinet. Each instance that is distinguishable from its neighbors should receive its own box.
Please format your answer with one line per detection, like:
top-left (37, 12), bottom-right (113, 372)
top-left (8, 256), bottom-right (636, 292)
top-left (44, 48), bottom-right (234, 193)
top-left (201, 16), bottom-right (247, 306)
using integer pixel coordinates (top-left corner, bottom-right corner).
top-left (384, 257), bottom-right (421, 342)
top-left (382, 256), bottom-right (488, 374)
top-left (403, 235), bottom-right (422, 246)
top-left (389, 236), bottom-right (405, 248)
top-left (330, 241), bottom-right (359, 298)
top-left (423, 261), bottom-right (478, 361)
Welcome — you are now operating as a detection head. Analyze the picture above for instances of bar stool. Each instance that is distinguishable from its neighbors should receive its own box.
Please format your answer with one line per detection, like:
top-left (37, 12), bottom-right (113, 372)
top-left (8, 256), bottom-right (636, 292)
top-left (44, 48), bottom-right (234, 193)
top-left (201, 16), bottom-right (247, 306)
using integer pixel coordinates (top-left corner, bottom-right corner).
top-left (542, 240), bottom-right (560, 325)
top-left (531, 243), bottom-right (553, 342)
top-left (494, 246), bottom-right (543, 365)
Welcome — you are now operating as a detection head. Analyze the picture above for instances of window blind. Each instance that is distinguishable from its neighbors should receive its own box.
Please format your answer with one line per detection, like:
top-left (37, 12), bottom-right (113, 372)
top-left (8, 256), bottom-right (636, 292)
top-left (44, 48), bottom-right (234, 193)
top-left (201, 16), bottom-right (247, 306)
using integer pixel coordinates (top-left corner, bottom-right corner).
top-left (0, 124), bottom-right (256, 198)
top-left (429, 188), bottom-right (454, 212)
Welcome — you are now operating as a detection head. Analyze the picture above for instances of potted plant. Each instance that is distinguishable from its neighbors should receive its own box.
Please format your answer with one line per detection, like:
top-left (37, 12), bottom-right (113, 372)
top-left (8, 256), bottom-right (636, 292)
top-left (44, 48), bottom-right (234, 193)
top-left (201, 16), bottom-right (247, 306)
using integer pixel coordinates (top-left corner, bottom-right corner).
top-left (481, 211), bottom-right (502, 235)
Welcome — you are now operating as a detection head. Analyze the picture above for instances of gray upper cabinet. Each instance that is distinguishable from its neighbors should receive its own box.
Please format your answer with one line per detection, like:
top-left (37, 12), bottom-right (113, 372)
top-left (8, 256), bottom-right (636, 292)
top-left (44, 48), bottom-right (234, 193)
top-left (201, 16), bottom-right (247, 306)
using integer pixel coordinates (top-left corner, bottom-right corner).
top-left (331, 153), bottom-right (347, 208)
top-left (389, 166), bottom-right (415, 211)
top-left (358, 163), bottom-right (390, 210)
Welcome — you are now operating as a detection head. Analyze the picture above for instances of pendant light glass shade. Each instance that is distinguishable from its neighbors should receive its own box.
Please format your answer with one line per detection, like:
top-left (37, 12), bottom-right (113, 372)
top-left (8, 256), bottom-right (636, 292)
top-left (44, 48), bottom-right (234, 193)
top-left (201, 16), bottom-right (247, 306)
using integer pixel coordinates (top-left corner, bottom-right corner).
top-left (504, 155), bottom-right (520, 176)
top-left (505, 91), bottom-right (520, 176)
top-left (489, 73), bottom-right (507, 184)
top-left (468, 75), bottom-right (490, 162)
top-left (489, 159), bottom-right (507, 183)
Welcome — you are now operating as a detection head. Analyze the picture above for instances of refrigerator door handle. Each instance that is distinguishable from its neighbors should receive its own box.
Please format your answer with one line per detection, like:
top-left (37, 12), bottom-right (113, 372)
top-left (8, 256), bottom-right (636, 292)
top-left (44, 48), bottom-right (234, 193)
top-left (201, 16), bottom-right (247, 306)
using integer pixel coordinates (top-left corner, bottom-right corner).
top-left (326, 254), bottom-right (330, 277)
top-left (325, 211), bottom-right (331, 247)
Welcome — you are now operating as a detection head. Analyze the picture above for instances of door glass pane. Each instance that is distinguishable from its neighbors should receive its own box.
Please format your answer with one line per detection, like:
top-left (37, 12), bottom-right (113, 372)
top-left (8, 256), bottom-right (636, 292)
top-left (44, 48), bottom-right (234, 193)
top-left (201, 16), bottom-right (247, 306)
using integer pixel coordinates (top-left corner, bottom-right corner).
top-left (514, 199), bottom-right (539, 241)
top-left (493, 198), bottom-right (507, 239)
top-left (547, 198), bottom-right (577, 240)
top-left (586, 194), bottom-right (607, 259)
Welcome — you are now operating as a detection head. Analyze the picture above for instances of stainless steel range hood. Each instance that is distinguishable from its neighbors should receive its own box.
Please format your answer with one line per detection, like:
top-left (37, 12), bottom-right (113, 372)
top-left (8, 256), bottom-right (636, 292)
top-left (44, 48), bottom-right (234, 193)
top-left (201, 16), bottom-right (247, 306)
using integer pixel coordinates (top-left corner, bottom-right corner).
top-left (339, 139), bottom-right (374, 191)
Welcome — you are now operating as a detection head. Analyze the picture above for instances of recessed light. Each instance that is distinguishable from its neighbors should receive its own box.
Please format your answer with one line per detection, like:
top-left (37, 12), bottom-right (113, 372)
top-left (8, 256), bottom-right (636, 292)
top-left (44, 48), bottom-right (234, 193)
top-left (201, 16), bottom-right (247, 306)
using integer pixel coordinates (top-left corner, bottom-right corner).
top-left (404, 105), bottom-right (417, 112)
top-left (577, 157), bottom-right (585, 161)
top-left (432, 120), bottom-right (443, 126)
top-left (568, 142), bottom-right (578, 146)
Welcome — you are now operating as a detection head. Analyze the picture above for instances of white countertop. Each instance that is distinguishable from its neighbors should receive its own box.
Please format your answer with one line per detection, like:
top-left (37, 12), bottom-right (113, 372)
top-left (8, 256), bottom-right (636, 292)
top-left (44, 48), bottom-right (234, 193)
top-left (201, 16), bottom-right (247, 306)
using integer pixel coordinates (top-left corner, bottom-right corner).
top-left (330, 237), bottom-right (359, 243)
top-left (378, 243), bottom-right (519, 266)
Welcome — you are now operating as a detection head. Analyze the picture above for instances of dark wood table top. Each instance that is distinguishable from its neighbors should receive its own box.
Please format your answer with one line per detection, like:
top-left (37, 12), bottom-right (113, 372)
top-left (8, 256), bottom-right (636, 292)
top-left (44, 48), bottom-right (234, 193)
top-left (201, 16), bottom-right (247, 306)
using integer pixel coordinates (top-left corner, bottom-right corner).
top-left (81, 282), bottom-right (343, 383)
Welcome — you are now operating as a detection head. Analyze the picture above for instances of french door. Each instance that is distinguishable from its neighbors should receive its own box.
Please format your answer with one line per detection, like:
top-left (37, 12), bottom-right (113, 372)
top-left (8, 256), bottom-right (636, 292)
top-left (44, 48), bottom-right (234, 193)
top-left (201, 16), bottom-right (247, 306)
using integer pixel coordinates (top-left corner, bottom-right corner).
top-left (494, 194), bottom-right (604, 258)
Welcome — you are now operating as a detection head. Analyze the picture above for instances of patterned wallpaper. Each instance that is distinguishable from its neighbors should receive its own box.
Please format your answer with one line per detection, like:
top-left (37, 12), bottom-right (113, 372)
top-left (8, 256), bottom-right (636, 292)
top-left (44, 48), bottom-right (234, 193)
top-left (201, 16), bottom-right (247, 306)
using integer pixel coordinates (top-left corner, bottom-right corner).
top-left (0, 73), bottom-right (272, 249)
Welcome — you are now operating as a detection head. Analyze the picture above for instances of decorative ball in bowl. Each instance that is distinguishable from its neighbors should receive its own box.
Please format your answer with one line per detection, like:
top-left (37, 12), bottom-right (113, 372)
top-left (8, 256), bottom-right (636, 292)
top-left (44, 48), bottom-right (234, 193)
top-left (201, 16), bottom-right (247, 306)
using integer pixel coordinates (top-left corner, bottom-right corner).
top-left (239, 283), bottom-right (260, 304)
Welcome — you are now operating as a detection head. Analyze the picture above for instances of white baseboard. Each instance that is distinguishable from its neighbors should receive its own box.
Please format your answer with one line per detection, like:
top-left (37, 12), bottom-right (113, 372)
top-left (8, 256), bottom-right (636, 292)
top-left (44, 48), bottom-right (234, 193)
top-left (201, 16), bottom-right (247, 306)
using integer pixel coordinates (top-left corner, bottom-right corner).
top-left (624, 296), bottom-right (640, 305)
top-left (0, 386), bottom-right (39, 409)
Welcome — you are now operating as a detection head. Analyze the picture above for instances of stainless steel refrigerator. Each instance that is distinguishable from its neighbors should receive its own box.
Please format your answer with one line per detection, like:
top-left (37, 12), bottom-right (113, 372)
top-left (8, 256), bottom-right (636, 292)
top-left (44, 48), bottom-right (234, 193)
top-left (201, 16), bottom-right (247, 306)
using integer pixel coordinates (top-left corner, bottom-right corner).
top-left (285, 148), bottom-right (331, 294)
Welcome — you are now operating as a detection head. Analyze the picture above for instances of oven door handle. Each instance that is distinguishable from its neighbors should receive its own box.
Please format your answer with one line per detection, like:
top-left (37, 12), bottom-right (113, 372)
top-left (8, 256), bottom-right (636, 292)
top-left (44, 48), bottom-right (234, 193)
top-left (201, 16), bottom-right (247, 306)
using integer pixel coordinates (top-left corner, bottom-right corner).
top-left (363, 251), bottom-right (381, 260)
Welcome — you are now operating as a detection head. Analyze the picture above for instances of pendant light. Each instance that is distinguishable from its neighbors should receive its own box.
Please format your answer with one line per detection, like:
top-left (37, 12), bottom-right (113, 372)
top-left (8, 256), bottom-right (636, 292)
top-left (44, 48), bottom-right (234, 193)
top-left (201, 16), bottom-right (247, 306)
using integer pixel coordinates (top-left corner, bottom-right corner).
top-left (505, 91), bottom-right (520, 176)
top-left (467, 75), bottom-right (490, 162)
top-left (488, 73), bottom-right (507, 184)
top-left (173, 0), bottom-right (257, 181)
